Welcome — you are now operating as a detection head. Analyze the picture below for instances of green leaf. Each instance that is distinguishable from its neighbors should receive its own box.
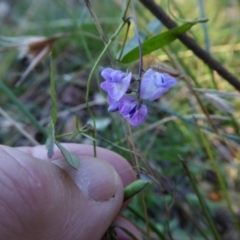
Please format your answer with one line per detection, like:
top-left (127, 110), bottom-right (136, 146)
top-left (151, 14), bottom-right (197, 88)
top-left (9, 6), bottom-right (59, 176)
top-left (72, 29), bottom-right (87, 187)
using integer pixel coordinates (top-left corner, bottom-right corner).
top-left (46, 120), bottom-right (55, 158)
top-left (124, 179), bottom-right (150, 201)
top-left (55, 141), bottom-right (80, 169)
top-left (49, 53), bottom-right (57, 126)
top-left (117, 18), bottom-right (162, 60)
top-left (120, 22), bottom-right (195, 64)
top-left (81, 133), bottom-right (96, 141)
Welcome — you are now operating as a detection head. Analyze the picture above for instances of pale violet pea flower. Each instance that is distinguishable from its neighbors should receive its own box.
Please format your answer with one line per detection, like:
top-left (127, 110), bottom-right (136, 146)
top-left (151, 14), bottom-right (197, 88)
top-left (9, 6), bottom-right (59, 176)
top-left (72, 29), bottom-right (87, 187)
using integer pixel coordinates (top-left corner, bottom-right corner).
top-left (107, 95), bottom-right (119, 112)
top-left (119, 96), bottom-right (147, 126)
top-left (100, 67), bottom-right (177, 126)
top-left (100, 68), bottom-right (132, 101)
top-left (140, 69), bottom-right (177, 101)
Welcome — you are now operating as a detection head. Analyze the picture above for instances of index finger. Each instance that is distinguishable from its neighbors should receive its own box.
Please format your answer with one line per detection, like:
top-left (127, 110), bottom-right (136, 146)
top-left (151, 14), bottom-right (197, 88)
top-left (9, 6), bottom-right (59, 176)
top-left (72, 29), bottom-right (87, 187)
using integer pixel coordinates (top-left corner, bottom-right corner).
top-left (16, 143), bottom-right (136, 188)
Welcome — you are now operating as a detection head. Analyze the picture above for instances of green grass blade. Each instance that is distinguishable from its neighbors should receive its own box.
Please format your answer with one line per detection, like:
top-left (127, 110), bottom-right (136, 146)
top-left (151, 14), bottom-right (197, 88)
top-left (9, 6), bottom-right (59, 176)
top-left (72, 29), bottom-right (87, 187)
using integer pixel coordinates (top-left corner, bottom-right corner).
top-left (0, 80), bottom-right (47, 137)
top-left (128, 206), bottom-right (166, 239)
top-left (196, 124), bottom-right (240, 237)
top-left (180, 159), bottom-right (221, 240)
top-left (49, 53), bottom-right (57, 126)
top-left (198, 0), bottom-right (210, 53)
top-left (46, 120), bottom-right (55, 158)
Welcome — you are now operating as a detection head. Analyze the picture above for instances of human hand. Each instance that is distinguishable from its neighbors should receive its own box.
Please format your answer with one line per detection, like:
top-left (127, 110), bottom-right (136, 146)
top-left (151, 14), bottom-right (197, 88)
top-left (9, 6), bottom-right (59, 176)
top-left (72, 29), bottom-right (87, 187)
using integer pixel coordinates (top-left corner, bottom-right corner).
top-left (0, 143), bottom-right (142, 240)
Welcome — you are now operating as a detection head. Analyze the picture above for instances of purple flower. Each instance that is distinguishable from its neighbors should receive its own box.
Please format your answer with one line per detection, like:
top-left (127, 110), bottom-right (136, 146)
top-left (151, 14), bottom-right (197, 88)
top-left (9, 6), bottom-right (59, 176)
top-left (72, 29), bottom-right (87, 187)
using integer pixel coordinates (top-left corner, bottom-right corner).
top-left (140, 69), bottom-right (177, 101)
top-left (107, 95), bottom-right (119, 112)
top-left (100, 68), bottom-right (132, 101)
top-left (119, 96), bottom-right (147, 126)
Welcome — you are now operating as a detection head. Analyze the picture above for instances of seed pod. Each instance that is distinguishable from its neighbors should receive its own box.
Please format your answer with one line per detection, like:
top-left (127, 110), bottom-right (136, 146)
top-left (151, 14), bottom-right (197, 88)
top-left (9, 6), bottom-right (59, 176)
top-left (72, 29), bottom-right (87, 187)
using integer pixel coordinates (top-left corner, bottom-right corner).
top-left (123, 179), bottom-right (150, 202)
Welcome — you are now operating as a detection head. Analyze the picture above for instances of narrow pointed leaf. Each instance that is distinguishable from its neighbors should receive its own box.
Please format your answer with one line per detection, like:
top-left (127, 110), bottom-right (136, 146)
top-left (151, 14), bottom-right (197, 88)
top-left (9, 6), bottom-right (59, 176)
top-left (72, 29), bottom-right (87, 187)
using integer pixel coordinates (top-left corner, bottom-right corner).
top-left (55, 141), bottom-right (80, 169)
top-left (120, 22), bottom-right (195, 64)
top-left (46, 119), bottom-right (55, 158)
top-left (49, 53), bottom-right (57, 126)
top-left (124, 179), bottom-right (150, 201)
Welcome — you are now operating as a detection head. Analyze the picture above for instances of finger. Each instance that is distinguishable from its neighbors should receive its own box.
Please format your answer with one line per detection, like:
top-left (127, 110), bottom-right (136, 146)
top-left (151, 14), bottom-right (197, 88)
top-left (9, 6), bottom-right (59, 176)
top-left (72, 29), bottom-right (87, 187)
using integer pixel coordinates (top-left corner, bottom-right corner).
top-left (113, 216), bottom-right (142, 240)
top-left (0, 145), bottom-right (123, 240)
top-left (17, 144), bottom-right (136, 188)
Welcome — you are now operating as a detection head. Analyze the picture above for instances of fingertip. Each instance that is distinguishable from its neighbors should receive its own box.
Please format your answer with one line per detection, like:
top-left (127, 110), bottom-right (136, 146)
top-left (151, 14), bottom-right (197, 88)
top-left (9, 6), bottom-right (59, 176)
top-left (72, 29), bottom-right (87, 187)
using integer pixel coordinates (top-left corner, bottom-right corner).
top-left (17, 144), bottom-right (136, 188)
top-left (52, 156), bottom-right (124, 202)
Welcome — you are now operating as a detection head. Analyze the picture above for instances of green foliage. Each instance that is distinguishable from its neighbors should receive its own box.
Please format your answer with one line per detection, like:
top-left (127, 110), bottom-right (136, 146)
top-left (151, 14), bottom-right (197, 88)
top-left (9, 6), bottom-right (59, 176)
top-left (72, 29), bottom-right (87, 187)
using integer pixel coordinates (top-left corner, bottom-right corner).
top-left (120, 23), bottom-right (195, 63)
top-left (55, 141), bottom-right (80, 169)
top-left (49, 53), bottom-right (58, 126)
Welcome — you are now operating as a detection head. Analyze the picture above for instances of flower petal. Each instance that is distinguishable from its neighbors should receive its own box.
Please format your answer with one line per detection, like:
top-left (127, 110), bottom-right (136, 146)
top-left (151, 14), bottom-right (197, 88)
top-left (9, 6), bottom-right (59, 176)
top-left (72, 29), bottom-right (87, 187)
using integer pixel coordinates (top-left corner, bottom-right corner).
top-left (119, 96), bottom-right (148, 126)
top-left (148, 88), bottom-right (167, 101)
top-left (107, 95), bottom-right (119, 112)
top-left (108, 101), bottom-right (119, 112)
top-left (107, 95), bottom-right (116, 105)
top-left (128, 104), bottom-right (148, 126)
top-left (100, 81), bottom-right (108, 92)
top-left (119, 96), bottom-right (135, 115)
top-left (157, 73), bottom-right (177, 88)
top-left (101, 68), bottom-right (114, 81)
top-left (140, 69), bottom-right (177, 101)
top-left (107, 72), bottom-right (132, 101)
top-left (140, 69), bottom-right (158, 100)
top-left (110, 70), bottom-right (125, 83)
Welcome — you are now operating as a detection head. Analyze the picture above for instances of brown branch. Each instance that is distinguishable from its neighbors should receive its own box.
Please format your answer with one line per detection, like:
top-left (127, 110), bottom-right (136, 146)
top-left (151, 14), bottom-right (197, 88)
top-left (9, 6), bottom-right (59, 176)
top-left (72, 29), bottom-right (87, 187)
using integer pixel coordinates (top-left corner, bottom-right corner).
top-left (139, 0), bottom-right (240, 91)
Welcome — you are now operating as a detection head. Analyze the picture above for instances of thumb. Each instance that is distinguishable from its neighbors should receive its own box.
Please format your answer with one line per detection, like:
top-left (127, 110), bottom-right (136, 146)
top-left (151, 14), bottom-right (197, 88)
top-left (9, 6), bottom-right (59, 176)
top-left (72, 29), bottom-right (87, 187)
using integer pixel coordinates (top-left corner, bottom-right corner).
top-left (0, 146), bottom-right (123, 240)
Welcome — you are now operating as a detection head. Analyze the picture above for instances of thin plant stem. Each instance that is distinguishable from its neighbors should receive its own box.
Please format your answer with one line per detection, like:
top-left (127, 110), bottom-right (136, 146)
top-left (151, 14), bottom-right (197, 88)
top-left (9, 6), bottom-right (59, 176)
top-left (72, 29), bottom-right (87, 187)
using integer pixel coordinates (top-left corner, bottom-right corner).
top-left (127, 125), bottom-right (150, 240)
top-left (167, 49), bottom-right (236, 157)
top-left (197, 0), bottom-right (218, 89)
top-left (180, 158), bottom-right (221, 240)
top-left (84, 0), bottom-right (113, 66)
top-left (141, 165), bottom-right (210, 240)
top-left (85, 0), bottom-right (131, 157)
top-left (167, 0), bottom-right (208, 23)
top-left (0, 81), bottom-right (47, 137)
top-left (128, 206), bottom-right (166, 240)
top-left (197, 0), bottom-right (210, 53)
top-left (122, 0), bottom-right (131, 21)
top-left (125, 16), bottom-right (143, 80)
top-left (0, 107), bottom-right (40, 146)
top-left (196, 122), bottom-right (240, 238)
top-left (117, 20), bottom-right (131, 62)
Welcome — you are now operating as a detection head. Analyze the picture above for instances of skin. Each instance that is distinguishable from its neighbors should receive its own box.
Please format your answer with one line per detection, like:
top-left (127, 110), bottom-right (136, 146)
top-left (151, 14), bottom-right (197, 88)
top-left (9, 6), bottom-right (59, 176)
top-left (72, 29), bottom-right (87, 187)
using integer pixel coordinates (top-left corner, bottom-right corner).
top-left (0, 143), bottom-right (142, 240)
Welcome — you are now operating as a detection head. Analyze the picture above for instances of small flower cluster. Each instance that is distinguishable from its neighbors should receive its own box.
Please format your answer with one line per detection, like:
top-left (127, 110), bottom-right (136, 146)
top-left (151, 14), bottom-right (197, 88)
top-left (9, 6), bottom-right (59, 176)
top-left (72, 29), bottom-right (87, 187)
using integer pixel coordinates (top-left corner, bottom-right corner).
top-left (100, 68), bottom-right (177, 126)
